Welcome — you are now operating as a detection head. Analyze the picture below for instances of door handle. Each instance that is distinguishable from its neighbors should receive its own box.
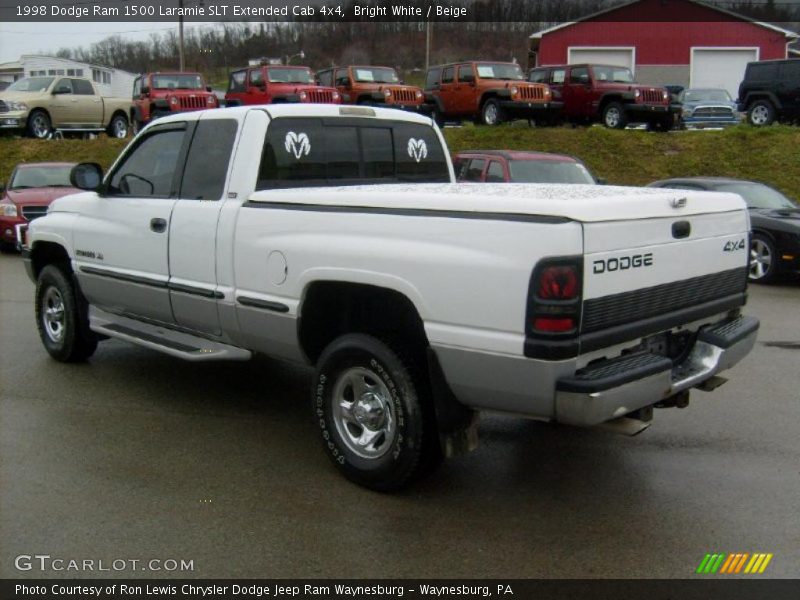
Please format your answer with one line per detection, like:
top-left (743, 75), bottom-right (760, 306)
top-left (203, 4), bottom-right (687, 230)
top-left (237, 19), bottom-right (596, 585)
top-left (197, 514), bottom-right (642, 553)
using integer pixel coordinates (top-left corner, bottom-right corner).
top-left (150, 218), bottom-right (167, 233)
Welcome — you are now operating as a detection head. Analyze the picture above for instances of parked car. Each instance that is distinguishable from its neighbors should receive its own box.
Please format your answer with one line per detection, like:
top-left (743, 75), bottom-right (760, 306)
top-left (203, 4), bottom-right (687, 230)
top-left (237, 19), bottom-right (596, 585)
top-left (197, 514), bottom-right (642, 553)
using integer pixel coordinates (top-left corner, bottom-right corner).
top-left (0, 81), bottom-right (9, 92)
top-left (425, 61), bottom-right (560, 126)
top-left (316, 65), bottom-right (429, 113)
top-left (528, 64), bottom-right (673, 130)
top-left (24, 104), bottom-right (758, 490)
top-left (0, 162), bottom-right (77, 251)
top-left (453, 150), bottom-right (600, 184)
top-left (648, 177), bottom-right (800, 282)
top-left (225, 64), bottom-right (340, 107)
top-left (0, 76), bottom-right (131, 139)
top-left (677, 88), bottom-right (741, 129)
top-left (737, 59), bottom-right (800, 126)
top-left (131, 72), bottom-right (219, 134)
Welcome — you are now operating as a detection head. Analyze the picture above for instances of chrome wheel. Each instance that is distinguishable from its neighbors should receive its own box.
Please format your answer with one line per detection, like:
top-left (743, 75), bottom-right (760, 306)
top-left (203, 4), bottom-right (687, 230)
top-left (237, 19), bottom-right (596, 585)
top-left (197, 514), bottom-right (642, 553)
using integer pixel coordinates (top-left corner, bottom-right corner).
top-left (42, 286), bottom-right (66, 343)
top-left (604, 107), bottom-right (621, 128)
top-left (332, 366), bottom-right (396, 460)
top-left (111, 117), bottom-right (128, 138)
top-left (30, 113), bottom-right (51, 138)
top-left (749, 238), bottom-right (773, 281)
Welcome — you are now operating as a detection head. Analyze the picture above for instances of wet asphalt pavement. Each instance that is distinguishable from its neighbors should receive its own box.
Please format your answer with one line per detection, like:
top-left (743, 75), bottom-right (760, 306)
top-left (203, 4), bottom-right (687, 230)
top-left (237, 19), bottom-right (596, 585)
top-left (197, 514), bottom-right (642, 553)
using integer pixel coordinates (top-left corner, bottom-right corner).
top-left (1, 252), bottom-right (798, 579)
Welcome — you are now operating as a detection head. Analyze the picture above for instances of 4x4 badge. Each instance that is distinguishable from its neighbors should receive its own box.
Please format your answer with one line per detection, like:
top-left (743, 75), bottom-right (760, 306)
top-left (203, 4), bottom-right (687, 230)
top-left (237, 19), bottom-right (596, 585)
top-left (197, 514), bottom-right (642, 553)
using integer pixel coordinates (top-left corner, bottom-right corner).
top-left (407, 138), bottom-right (427, 163)
top-left (284, 131), bottom-right (311, 159)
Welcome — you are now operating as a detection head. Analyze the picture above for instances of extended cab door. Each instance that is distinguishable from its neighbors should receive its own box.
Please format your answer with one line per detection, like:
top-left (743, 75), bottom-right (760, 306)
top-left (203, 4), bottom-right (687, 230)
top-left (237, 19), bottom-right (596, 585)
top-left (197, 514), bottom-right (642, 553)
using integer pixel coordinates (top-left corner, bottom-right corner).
top-left (71, 78), bottom-right (103, 126)
top-left (73, 122), bottom-right (189, 323)
top-left (565, 66), bottom-right (593, 118)
top-left (167, 114), bottom-right (240, 334)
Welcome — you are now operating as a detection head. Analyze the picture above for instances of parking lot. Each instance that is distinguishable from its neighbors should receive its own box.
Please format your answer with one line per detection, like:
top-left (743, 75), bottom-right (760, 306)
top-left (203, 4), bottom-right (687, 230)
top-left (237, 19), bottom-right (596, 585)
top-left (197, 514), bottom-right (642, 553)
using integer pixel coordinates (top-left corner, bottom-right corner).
top-left (1, 251), bottom-right (798, 579)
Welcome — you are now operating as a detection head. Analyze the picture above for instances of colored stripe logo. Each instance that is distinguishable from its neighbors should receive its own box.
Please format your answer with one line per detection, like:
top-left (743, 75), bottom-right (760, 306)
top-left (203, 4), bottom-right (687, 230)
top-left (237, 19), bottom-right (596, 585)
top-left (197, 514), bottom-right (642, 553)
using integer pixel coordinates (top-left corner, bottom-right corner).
top-left (696, 553), bottom-right (773, 574)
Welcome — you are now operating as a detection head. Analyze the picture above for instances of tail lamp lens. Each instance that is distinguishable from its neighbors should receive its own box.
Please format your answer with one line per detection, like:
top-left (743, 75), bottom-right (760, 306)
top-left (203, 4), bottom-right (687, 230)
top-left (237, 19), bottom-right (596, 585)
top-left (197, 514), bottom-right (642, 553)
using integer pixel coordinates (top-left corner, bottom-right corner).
top-left (537, 265), bottom-right (578, 300)
top-left (533, 317), bottom-right (575, 332)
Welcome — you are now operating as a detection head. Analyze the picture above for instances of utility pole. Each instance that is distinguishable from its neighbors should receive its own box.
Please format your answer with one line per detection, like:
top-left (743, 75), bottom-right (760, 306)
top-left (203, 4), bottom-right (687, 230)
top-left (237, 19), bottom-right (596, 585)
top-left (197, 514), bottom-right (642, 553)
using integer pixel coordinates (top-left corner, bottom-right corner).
top-left (178, 0), bottom-right (185, 71)
top-left (424, 21), bottom-right (432, 71)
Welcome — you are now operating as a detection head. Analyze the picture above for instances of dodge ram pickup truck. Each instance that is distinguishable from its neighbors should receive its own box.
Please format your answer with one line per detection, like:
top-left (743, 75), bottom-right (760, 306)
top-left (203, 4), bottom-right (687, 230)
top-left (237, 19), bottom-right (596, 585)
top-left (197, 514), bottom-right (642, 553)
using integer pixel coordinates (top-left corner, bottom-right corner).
top-left (0, 76), bottom-right (131, 138)
top-left (24, 104), bottom-right (759, 491)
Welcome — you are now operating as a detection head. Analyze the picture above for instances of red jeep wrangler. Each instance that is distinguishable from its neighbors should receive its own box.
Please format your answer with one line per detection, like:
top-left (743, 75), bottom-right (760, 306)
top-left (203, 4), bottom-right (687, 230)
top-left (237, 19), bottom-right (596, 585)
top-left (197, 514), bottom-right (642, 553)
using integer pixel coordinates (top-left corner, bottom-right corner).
top-left (316, 65), bottom-right (429, 113)
top-left (425, 61), bottom-right (560, 125)
top-left (528, 64), bottom-right (674, 130)
top-left (225, 65), bottom-right (340, 107)
top-left (131, 72), bottom-right (218, 133)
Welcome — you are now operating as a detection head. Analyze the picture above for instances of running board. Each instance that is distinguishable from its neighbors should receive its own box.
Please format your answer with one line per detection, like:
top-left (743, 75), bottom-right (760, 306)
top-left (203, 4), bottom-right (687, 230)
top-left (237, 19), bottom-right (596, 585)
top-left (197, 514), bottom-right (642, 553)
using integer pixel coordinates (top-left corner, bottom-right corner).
top-left (89, 308), bottom-right (252, 362)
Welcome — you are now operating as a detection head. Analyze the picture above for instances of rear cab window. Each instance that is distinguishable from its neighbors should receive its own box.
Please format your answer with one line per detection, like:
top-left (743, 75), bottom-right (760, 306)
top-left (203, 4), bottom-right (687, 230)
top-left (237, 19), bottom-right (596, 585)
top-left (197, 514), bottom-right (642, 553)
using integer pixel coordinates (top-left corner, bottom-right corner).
top-left (256, 117), bottom-right (450, 189)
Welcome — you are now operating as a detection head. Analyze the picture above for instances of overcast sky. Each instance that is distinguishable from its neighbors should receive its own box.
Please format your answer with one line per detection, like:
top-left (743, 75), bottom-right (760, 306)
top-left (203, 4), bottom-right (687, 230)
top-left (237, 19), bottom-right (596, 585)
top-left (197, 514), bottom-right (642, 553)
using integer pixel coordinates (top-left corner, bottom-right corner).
top-left (0, 22), bottom-right (185, 64)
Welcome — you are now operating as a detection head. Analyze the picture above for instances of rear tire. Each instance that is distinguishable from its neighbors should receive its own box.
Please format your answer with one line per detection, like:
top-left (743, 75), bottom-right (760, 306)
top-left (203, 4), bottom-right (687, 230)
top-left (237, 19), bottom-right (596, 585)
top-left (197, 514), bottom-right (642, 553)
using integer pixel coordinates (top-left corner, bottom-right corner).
top-left (749, 233), bottom-right (778, 283)
top-left (107, 114), bottom-right (129, 138)
top-left (747, 100), bottom-right (775, 126)
top-left (35, 265), bottom-right (98, 362)
top-left (312, 334), bottom-right (440, 491)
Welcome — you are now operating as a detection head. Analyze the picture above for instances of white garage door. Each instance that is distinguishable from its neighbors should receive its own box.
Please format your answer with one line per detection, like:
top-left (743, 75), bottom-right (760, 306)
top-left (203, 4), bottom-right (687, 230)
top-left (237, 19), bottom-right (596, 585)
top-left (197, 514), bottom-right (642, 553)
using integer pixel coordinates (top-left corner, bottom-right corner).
top-left (568, 48), bottom-right (635, 71)
top-left (691, 48), bottom-right (758, 99)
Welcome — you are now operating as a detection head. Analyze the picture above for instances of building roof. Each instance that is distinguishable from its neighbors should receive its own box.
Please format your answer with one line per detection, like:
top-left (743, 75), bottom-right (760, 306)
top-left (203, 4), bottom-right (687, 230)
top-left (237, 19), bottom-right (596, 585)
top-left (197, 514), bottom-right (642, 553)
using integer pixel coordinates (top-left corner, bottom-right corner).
top-left (18, 55), bottom-right (135, 76)
top-left (530, 0), bottom-right (799, 40)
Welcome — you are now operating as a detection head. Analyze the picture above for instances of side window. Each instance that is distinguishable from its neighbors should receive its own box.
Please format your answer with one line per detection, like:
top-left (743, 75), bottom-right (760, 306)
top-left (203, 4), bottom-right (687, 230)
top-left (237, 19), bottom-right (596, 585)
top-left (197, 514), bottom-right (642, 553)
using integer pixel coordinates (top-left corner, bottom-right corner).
top-left (425, 67), bottom-right (442, 89)
top-left (457, 64), bottom-right (475, 83)
top-left (361, 127), bottom-right (394, 179)
top-left (779, 61), bottom-right (800, 81)
top-left (551, 69), bottom-right (566, 85)
top-left (748, 63), bottom-right (777, 81)
top-left (570, 67), bottom-right (589, 84)
top-left (529, 69), bottom-right (548, 83)
top-left (317, 70), bottom-right (333, 87)
top-left (133, 77), bottom-right (141, 98)
top-left (249, 69), bottom-right (264, 87)
top-left (53, 78), bottom-right (72, 94)
top-left (486, 161), bottom-right (505, 182)
top-left (334, 68), bottom-right (350, 86)
top-left (72, 79), bottom-right (94, 95)
top-left (465, 159), bottom-right (486, 182)
top-left (228, 71), bottom-right (246, 93)
top-left (180, 119), bottom-right (238, 200)
top-left (108, 126), bottom-right (187, 197)
top-left (441, 66), bottom-right (454, 84)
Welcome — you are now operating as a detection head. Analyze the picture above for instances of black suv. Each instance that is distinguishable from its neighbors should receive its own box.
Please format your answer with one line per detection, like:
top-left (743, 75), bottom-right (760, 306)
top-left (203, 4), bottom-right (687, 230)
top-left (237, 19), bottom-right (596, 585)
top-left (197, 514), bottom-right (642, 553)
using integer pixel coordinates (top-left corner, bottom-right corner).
top-left (737, 59), bottom-right (800, 126)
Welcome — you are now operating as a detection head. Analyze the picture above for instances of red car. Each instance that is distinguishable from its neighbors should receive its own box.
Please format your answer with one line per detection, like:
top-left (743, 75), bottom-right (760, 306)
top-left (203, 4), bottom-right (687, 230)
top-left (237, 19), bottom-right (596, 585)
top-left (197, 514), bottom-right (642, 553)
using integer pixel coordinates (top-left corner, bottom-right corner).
top-left (0, 162), bottom-right (77, 252)
top-left (453, 150), bottom-right (601, 184)
top-left (225, 64), bottom-right (340, 106)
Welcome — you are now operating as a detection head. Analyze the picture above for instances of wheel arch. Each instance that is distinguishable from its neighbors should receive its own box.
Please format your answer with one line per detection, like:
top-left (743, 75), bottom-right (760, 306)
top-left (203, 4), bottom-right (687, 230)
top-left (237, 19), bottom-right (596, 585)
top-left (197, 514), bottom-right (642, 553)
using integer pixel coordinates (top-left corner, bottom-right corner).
top-left (744, 92), bottom-right (781, 111)
top-left (298, 280), bottom-right (429, 366)
top-left (26, 106), bottom-right (52, 127)
top-left (29, 240), bottom-right (72, 279)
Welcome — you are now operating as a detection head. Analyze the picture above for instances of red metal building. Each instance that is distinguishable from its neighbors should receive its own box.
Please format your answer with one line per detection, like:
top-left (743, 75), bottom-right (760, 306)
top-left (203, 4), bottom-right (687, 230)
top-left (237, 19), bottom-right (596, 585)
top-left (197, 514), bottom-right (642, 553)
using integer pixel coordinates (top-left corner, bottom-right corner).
top-left (530, 0), bottom-right (798, 97)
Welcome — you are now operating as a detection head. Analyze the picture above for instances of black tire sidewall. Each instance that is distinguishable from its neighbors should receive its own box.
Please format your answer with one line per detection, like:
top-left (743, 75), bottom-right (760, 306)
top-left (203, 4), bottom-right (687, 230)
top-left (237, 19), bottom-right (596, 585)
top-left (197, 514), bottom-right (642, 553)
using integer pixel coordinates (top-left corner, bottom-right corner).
top-left (35, 266), bottom-right (96, 361)
top-left (750, 234), bottom-right (777, 283)
top-left (603, 102), bottom-right (626, 129)
top-left (109, 115), bottom-right (128, 138)
top-left (748, 101), bottom-right (774, 126)
top-left (27, 110), bottom-right (51, 138)
top-left (313, 334), bottom-right (426, 491)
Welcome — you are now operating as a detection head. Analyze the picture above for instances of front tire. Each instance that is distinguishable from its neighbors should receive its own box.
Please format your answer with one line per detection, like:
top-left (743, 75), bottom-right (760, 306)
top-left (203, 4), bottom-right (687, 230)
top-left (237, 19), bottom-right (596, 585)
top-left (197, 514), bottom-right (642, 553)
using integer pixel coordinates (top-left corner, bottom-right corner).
top-left (747, 100), bottom-right (775, 126)
top-left (749, 234), bottom-right (778, 283)
top-left (480, 99), bottom-right (504, 126)
top-left (312, 334), bottom-right (438, 491)
top-left (35, 265), bottom-right (98, 362)
top-left (602, 102), bottom-right (627, 129)
top-left (27, 110), bottom-right (52, 139)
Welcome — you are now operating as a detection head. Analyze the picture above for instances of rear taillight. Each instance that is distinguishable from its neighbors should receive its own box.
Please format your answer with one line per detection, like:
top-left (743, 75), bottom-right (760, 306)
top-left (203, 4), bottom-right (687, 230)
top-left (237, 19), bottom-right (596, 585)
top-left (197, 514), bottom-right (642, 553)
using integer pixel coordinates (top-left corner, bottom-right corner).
top-left (526, 257), bottom-right (582, 337)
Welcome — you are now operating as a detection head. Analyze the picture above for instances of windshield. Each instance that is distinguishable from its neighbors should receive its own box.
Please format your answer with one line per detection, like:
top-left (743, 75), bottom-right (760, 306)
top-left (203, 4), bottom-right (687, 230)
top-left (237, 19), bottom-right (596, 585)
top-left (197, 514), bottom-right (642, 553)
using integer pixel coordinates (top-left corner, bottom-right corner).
top-left (592, 66), bottom-right (634, 83)
top-left (267, 68), bottom-right (314, 84)
top-left (10, 165), bottom-right (73, 189)
top-left (475, 63), bottom-right (523, 81)
top-left (7, 77), bottom-right (54, 93)
top-left (352, 67), bottom-right (400, 83)
top-left (508, 160), bottom-right (595, 184)
top-left (716, 182), bottom-right (796, 209)
top-left (682, 89), bottom-right (732, 103)
top-left (151, 74), bottom-right (204, 90)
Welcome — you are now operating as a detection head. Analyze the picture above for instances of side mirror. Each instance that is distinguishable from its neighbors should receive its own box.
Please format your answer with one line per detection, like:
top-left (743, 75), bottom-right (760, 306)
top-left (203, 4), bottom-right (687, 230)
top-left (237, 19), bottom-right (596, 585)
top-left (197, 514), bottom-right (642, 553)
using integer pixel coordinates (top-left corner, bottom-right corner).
top-left (70, 163), bottom-right (103, 191)
top-left (206, 86), bottom-right (213, 92)
top-left (596, 177), bottom-right (607, 185)
top-left (141, 86), bottom-right (150, 96)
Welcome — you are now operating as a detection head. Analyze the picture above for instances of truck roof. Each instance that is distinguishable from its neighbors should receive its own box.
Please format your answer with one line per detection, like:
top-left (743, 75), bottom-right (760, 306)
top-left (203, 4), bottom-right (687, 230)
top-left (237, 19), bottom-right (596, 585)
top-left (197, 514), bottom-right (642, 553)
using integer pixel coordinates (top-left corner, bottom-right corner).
top-left (148, 104), bottom-right (435, 126)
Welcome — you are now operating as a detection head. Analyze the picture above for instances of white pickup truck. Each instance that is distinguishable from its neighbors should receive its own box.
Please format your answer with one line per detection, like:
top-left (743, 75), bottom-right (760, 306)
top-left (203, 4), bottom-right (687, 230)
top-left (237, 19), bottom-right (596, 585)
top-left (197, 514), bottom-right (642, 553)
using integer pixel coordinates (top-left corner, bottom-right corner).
top-left (24, 104), bottom-right (759, 490)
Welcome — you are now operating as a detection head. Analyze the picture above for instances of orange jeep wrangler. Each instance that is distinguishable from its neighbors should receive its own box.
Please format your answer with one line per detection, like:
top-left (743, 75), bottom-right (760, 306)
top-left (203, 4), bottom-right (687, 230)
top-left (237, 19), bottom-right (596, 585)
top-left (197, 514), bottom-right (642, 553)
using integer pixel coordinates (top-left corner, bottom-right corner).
top-left (316, 66), bottom-right (430, 114)
top-left (425, 61), bottom-right (560, 125)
